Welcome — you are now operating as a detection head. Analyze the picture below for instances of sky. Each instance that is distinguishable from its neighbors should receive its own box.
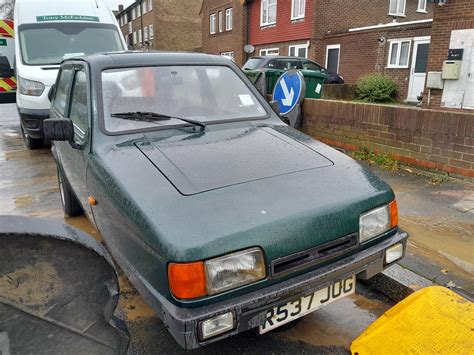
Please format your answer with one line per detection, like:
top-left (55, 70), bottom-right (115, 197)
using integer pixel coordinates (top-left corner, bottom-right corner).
top-left (103, 0), bottom-right (134, 11)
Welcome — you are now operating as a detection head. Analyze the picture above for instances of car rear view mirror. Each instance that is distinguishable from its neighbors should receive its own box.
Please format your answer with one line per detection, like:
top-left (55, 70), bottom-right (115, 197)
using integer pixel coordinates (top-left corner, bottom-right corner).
top-left (43, 118), bottom-right (74, 142)
top-left (48, 84), bottom-right (56, 102)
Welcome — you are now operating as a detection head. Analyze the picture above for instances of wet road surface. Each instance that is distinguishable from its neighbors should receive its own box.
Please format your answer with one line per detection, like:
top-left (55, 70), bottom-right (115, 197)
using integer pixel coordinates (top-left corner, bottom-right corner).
top-left (1, 102), bottom-right (471, 353)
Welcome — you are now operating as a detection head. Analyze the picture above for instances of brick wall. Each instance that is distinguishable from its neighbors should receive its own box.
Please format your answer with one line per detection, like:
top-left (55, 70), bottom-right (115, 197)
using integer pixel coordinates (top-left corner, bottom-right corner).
top-left (301, 99), bottom-right (474, 177)
top-left (425, 0), bottom-right (474, 109)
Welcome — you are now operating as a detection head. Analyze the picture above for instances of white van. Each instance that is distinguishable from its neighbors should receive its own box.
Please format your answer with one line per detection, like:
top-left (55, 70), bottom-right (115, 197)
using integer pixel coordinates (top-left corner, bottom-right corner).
top-left (14, 0), bottom-right (127, 148)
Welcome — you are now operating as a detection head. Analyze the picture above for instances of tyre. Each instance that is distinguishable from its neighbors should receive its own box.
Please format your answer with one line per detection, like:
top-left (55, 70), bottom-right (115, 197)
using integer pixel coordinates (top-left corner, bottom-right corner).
top-left (21, 124), bottom-right (43, 150)
top-left (57, 168), bottom-right (83, 217)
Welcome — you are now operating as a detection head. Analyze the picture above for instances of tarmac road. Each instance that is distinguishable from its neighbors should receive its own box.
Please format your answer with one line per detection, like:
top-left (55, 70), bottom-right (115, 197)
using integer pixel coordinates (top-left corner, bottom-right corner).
top-left (0, 103), bottom-right (396, 354)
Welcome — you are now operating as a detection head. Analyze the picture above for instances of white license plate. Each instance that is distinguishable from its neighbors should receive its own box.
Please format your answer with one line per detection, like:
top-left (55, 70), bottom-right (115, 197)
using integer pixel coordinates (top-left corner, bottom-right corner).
top-left (259, 275), bottom-right (356, 334)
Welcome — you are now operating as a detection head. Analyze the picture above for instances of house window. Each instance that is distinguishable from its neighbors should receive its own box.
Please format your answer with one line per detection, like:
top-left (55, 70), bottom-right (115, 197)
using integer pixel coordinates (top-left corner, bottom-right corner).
top-left (260, 48), bottom-right (279, 56)
top-left (225, 8), bottom-right (233, 31)
top-left (144, 27), bottom-right (148, 42)
top-left (261, 0), bottom-right (277, 26)
top-left (417, 0), bottom-right (427, 12)
top-left (221, 51), bottom-right (234, 61)
top-left (132, 8), bottom-right (135, 20)
top-left (218, 11), bottom-right (223, 32)
top-left (148, 0), bottom-right (152, 11)
top-left (142, 1), bottom-right (147, 15)
top-left (133, 31), bottom-right (137, 44)
top-left (389, 0), bottom-right (406, 16)
top-left (128, 22), bottom-right (132, 34)
top-left (326, 44), bottom-right (341, 73)
top-left (149, 24), bottom-right (154, 39)
top-left (291, 0), bottom-right (305, 20)
top-left (289, 44), bottom-right (308, 58)
top-left (138, 30), bottom-right (142, 43)
top-left (388, 39), bottom-right (411, 68)
top-left (209, 13), bottom-right (216, 34)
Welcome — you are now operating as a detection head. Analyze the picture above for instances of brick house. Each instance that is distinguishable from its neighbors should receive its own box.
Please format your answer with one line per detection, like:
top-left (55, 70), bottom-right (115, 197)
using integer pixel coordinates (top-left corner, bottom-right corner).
top-left (116, 0), bottom-right (202, 51)
top-left (424, 0), bottom-right (474, 110)
top-left (201, 0), bottom-right (439, 103)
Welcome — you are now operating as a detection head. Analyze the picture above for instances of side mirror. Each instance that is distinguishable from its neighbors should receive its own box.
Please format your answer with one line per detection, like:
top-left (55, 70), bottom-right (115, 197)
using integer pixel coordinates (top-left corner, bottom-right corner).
top-left (43, 118), bottom-right (74, 142)
top-left (48, 84), bottom-right (56, 102)
top-left (269, 100), bottom-right (281, 116)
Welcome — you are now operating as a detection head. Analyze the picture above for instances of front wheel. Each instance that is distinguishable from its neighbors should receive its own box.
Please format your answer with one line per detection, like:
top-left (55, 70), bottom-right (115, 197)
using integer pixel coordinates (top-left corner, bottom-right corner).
top-left (57, 168), bottom-right (83, 217)
top-left (21, 124), bottom-right (43, 150)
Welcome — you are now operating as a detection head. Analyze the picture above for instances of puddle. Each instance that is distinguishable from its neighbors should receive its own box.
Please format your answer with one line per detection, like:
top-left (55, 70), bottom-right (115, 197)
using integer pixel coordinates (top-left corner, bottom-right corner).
top-left (401, 217), bottom-right (474, 275)
top-left (65, 216), bottom-right (102, 242)
top-left (283, 293), bottom-right (390, 348)
top-left (118, 275), bottom-right (156, 321)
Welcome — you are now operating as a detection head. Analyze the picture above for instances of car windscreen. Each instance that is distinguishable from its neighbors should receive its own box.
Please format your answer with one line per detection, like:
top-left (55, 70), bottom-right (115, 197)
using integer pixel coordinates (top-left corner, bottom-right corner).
top-left (243, 58), bottom-right (263, 70)
top-left (19, 23), bottom-right (124, 65)
top-left (101, 66), bottom-right (268, 133)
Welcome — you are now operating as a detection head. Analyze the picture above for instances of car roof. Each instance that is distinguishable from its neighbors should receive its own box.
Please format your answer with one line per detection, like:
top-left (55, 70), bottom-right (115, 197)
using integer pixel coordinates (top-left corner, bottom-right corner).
top-left (251, 55), bottom-right (312, 61)
top-left (62, 51), bottom-right (234, 69)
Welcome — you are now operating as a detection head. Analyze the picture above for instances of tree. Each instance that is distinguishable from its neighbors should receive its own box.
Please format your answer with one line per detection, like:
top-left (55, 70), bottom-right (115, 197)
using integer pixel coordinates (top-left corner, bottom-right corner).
top-left (0, 0), bottom-right (15, 20)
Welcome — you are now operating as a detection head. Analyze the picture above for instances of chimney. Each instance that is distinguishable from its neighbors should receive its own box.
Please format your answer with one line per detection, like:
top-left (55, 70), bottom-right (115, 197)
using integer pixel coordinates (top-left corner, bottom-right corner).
top-left (119, 5), bottom-right (124, 11)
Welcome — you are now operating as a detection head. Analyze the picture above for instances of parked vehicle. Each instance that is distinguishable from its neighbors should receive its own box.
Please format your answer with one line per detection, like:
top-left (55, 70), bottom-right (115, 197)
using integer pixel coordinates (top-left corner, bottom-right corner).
top-left (44, 51), bottom-right (407, 350)
top-left (14, 0), bottom-right (127, 149)
top-left (243, 56), bottom-right (344, 84)
top-left (0, 19), bottom-right (16, 103)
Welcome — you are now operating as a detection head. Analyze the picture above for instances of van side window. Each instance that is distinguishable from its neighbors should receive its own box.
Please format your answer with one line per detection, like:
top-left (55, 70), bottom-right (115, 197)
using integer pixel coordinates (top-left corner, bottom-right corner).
top-left (265, 59), bottom-right (276, 69)
top-left (68, 70), bottom-right (88, 142)
top-left (302, 60), bottom-right (321, 71)
top-left (52, 68), bottom-right (74, 116)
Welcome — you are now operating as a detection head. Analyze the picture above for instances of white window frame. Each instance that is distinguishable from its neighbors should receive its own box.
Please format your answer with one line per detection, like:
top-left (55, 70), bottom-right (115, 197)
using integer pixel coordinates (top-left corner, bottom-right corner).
top-left (133, 31), bottom-right (137, 44)
top-left (128, 22), bottom-right (132, 34)
top-left (218, 11), bottom-right (223, 32)
top-left (259, 47), bottom-right (279, 56)
top-left (138, 29), bottom-right (142, 43)
top-left (289, 43), bottom-right (308, 58)
top-left (149, 24), bottom-right (154, 39)
top-left (209, 13), bottom-right (216, 34)
top-left (132, 8), bottom-right (135, 20)
top-left (144, 27), bottom-right (148, 42)
top-left (225, 8), bottom-right (233, 31)
top-left (136, 6), bottom-right (141, 18)
top-left (389, 0), bottom-right (406, 17)
top-left (291, 0), bottom-right (305, 20)
top-left (417, 0), bottom-right (427, 13)
top-left (261, 0), bottom-right (277, 26)
top-left (142, 1), bottom-right (147, 15)
top-left (325, 44), bottom-right (341, 73)
top-left (387, 39), bottom-right (412, 68)
top-left (221, 51), bottom-right (234, 61)
top-left (148, 0), bottom-right (152, 11)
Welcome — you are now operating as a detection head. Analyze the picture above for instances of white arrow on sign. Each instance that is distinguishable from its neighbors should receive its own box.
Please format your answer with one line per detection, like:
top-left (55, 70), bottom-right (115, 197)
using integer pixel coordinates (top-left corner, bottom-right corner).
top-left (280, 78), bottom-right (294, 106)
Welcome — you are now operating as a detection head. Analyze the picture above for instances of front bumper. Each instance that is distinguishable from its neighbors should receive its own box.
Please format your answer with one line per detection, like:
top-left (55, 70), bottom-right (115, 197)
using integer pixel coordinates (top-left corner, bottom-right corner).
top-left (17, 107), bottom-right (50, 139)
top-left (132, 230), bottom-right (408, 349)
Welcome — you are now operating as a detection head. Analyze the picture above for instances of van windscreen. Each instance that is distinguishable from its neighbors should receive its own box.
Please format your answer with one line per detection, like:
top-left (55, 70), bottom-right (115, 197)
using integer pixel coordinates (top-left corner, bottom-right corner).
top-left (19, 23), bottom-right (124, 65)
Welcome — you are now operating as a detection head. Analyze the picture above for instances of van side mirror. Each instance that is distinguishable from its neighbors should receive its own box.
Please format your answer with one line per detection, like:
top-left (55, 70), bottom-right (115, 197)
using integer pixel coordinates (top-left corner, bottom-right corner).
top-left (269, 100), bottom-right (281, 116)
top-left (48, 84), bottom-right (56, 102)
top-left (43, 118), bottom-right (74, 142)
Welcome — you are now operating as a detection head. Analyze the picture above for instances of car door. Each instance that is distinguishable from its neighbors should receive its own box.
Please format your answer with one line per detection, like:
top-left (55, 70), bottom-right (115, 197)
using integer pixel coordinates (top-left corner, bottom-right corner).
top-left (53, 64), bottom-right (93, 218)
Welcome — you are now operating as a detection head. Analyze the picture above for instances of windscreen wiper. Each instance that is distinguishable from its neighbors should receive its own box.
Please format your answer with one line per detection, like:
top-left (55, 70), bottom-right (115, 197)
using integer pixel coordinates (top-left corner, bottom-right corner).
top-left (111, 111), bottom-right (206, 128)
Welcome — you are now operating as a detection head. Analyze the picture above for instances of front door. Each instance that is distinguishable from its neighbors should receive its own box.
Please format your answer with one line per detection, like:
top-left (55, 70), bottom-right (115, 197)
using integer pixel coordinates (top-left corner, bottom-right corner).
top-left (407, 39), bottom-right (430, 101)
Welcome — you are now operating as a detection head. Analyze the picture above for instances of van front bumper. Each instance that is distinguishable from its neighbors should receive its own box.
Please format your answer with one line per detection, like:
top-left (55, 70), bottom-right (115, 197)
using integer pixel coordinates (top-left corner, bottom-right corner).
top-left (133, 230), bottom-right (408, 350)
top-left (18, 107), bottom-right (50, 139)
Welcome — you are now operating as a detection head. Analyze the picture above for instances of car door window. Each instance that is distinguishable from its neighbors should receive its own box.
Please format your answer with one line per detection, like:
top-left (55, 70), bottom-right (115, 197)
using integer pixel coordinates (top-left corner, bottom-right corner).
top-left (276, 59), bottom-right (303, 70)
top-left (68, 70), bottom-right (88, 144)
top-left (302, 60), bottom-right (321, 71)
top-left (52, 68), bottom-right (74, 116)
top-left (265, 59), bottom-right (276, 69)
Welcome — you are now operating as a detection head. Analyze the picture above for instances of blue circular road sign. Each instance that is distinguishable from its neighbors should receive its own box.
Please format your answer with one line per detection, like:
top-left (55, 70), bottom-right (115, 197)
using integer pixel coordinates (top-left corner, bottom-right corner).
top-left (272, 70), bottom-right (305, 115)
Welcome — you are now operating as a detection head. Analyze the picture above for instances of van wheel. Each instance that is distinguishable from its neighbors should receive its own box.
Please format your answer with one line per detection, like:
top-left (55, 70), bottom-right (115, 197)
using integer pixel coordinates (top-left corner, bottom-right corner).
top-left (21, 125), bottom-right (43, 150)
top-left (57, 168), bottom-right (83, 217)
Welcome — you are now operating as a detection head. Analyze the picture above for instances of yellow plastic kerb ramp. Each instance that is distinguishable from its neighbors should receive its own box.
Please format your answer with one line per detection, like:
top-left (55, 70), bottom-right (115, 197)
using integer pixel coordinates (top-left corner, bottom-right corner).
top-left (351, 286), bottom-right (474, 355)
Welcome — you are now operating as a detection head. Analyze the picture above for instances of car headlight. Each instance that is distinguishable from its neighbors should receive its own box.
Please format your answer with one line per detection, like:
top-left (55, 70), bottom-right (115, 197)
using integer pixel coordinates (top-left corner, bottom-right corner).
top-left (204, 247), bottom-right (266, 295)
top-left (19, 77), bottom-right (45, 96)
top-left (359, 200), bottom-right (398, 243)
top-left (168, 247), bottom-right (266, 299)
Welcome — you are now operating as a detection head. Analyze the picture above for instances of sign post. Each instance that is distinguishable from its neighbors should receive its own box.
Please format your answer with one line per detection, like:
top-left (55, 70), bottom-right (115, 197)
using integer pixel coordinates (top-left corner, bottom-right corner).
top-left (272, 70), bottom-right (305, 128)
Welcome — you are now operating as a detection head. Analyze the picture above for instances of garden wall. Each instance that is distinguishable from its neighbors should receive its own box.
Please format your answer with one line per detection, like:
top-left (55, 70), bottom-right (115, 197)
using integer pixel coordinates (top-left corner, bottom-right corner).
top-left (301, 99), bottom-right (474, 177)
